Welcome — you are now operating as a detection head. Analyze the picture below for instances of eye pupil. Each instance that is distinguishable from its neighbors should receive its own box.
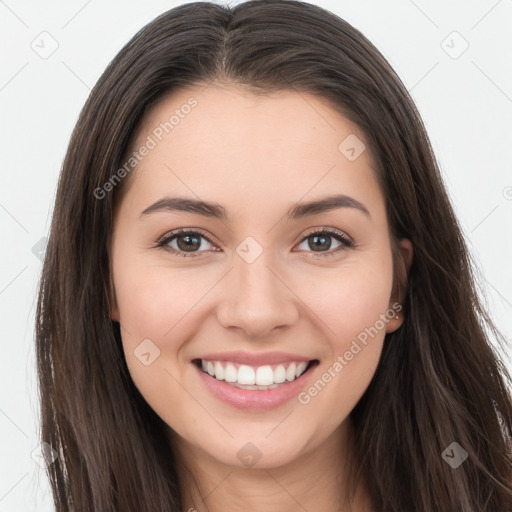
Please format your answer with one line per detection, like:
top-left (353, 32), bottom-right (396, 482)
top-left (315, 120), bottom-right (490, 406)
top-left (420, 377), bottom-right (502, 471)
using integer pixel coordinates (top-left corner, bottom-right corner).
top-left (177, 234), bottom-right (201, 252)
top-left (309, 234), bottom-right (332, 251)
top-left (161, 229), bottom-right (348, 258)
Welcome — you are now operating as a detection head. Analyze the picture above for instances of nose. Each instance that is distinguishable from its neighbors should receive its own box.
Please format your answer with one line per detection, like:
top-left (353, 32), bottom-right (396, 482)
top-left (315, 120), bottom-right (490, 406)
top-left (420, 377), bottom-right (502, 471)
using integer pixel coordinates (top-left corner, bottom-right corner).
top-left (216, 248), bottom-right (300, 339)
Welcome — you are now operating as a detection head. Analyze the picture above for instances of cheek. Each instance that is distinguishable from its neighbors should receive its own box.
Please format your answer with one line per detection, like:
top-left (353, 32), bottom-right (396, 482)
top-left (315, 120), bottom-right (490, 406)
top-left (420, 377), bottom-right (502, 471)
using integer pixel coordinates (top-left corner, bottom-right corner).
top-left (292, 257), bottom-right (394, 413)
top-left (115, 247), bottom-right (394, 367)
top-left (113, 261), bottom-right (218, 401)
top-left (113, 263), bottom-right (197, 415)
top-left (298, 259), bottom-right (394, 346)
top-left (114, 261), bottom-right (205, 338)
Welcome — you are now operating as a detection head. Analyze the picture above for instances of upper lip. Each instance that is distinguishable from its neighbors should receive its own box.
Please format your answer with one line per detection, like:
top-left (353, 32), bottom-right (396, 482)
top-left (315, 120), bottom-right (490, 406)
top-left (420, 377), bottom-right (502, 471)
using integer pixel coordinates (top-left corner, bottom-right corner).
top-left (195, 351), bottom-right (315, 366)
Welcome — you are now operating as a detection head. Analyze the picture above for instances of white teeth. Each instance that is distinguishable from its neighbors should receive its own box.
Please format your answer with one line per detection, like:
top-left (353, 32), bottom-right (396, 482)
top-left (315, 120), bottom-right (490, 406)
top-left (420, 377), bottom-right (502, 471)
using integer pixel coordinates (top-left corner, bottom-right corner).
top-left (286, 363), bottom-right (297, 382)
top-left (255, 365), bottom-right (274, 386)
top-left (199, 359), bottom-right (312, 387)
top-left (295, 361), bottom-right (308, 378)
top-left (274, 365), bottom-right (286, 383)
top-left (224, 363), bottom-right (238, 383)
top-left (214, 361), bottom-right (225, 381)
top-left (238, 365), bottom-right (256, 385)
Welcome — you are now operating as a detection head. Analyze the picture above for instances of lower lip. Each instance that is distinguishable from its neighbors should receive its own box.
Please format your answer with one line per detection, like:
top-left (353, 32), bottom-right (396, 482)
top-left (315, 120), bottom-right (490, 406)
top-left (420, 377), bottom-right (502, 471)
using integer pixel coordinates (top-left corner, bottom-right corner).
top-left (194, 361), bottom-right (318, 411)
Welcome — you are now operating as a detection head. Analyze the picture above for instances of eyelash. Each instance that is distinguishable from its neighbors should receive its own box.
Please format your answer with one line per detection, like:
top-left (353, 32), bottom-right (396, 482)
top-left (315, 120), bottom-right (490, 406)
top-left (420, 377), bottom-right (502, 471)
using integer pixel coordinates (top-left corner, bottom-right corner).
top-left (155, 227), bottom-right (354, 258)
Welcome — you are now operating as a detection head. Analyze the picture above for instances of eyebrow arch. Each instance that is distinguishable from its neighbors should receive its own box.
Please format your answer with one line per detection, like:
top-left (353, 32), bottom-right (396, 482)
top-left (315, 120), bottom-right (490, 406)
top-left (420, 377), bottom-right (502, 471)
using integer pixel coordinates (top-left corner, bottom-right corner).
top-left (140, 194), bottom-right (370, 220)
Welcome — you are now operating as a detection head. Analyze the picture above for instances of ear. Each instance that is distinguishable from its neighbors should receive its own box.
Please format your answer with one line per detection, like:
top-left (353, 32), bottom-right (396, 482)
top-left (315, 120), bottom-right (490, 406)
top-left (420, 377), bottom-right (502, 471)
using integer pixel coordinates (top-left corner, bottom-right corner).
top-left (107, 272), bottom-right (120, 322)
top-left (385, 238), bottom-right (413, 333)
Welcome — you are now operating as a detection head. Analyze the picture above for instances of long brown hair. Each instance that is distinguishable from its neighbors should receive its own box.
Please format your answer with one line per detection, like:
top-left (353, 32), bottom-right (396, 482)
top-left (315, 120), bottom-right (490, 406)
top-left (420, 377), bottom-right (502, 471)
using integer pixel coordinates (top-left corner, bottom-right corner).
top-left (35, 1), bottom-right (512, 510)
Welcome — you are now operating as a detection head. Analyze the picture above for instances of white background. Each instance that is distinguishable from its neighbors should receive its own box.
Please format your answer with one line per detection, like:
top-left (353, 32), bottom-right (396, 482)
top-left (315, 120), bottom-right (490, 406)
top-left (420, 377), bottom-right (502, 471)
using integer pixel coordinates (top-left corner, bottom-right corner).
top-left (1, 0), bottom-right (511, 509)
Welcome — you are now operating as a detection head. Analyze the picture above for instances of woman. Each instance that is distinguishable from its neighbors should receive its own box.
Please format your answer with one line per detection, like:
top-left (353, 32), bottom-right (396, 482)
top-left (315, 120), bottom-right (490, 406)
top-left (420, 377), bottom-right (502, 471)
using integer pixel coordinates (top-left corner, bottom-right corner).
top-left (35, 1), bottom-right (512, 510)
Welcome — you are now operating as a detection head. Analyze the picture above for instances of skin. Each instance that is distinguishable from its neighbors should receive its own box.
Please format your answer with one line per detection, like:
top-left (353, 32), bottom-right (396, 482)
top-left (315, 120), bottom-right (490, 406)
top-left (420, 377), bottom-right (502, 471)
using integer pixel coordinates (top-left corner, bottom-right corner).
top-left (109, 83), bottom-right (413, 512)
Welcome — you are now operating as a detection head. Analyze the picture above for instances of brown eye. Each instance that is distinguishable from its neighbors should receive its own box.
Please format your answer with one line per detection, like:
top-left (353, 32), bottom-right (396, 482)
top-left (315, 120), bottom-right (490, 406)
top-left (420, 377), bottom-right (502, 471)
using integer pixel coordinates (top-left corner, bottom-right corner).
top-left (296, 229), bottom-right (353, 256)
top-left (157, 229), bottom-right (215, 257)
top-left (174, 233), bottom-right (203, 252)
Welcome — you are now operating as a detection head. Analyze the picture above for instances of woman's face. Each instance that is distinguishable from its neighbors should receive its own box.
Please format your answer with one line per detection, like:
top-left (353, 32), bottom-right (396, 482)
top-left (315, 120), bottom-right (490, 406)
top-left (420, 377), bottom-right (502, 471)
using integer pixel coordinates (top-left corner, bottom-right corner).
top-left (109, 84), bottom-right (410, 469)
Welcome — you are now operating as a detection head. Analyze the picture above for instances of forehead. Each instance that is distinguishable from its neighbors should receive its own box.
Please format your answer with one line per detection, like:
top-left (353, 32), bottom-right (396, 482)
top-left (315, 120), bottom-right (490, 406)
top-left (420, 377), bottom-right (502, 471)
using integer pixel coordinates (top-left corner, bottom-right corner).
top-left (120, 84), bottom-right (384, 221)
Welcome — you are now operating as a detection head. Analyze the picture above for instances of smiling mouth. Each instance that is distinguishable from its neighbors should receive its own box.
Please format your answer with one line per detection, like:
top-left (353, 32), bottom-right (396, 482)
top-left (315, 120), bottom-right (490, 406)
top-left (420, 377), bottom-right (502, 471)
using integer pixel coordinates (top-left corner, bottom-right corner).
top-left (192, 358), bottom-right (319, 390)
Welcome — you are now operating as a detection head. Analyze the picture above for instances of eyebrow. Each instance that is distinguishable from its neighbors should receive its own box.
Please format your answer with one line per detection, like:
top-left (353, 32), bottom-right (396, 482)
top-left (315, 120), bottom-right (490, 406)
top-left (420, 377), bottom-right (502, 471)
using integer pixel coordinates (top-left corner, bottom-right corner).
top-left (140, 194), bottom-right (370, 220)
